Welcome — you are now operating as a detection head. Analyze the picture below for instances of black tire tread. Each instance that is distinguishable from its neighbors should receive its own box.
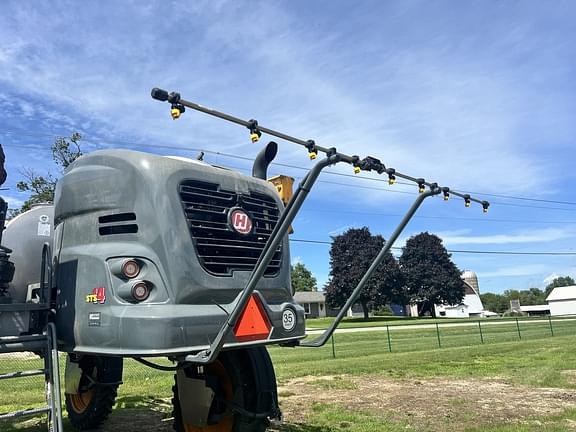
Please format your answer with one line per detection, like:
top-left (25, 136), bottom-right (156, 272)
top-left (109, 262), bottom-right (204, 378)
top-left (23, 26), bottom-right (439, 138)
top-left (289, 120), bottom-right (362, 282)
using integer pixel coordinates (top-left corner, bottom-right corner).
top-left (65, 384), bottom-right (118, 430)
top-left (172, 349), bottom-right (270, 432)
top-left (65, 355), bottom-right (119, 430)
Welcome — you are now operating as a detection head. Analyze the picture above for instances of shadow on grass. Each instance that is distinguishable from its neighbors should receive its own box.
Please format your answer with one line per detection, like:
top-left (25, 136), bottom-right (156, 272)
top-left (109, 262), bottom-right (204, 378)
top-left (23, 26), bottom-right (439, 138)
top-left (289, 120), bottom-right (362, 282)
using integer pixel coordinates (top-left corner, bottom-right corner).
top-left (115, 394), bottom-right (172, 411)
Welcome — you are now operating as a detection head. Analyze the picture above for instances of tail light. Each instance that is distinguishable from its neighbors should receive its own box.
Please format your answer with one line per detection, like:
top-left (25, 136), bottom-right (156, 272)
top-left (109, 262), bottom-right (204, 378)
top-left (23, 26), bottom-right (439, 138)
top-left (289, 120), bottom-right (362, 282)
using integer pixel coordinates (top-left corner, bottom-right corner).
top-left (121, 259), bottom-right (140, 278)
top-left (131, 282), bottom-right (150, 302)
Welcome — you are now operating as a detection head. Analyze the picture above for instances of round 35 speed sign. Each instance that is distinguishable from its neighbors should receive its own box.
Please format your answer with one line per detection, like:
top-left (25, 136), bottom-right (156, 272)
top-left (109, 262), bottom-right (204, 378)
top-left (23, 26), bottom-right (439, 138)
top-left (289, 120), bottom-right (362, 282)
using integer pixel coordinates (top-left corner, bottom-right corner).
top-left (282, 309), bottom-right (296, 332)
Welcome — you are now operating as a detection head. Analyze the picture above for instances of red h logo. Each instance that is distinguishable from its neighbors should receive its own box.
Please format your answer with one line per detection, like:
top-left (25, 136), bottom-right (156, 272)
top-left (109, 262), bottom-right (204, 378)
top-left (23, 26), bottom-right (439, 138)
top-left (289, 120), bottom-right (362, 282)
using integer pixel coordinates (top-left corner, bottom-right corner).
top-left (230, 209), bottom-right (252, 234)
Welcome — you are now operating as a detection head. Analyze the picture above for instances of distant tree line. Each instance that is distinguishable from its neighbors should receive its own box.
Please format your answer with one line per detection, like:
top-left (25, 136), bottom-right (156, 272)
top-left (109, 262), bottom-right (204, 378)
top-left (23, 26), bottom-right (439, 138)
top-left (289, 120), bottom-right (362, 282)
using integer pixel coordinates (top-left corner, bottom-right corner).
top-left (480, 276), bottom-right (575, 314)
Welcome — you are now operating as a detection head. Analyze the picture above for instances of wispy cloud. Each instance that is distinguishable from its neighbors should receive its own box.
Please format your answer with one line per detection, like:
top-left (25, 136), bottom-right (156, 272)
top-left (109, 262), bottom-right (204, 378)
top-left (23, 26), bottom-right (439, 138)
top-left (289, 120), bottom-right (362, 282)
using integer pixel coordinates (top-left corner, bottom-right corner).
top-left (328, 224), bottom-right (357, 236)
top-left (437, 228), bottom-right (576, 246)
top-left (543, 271), bottom-right (576, 286)
top-left (478, 264), bottom-right (551, 278)
top-left (4, 196), bottom-right (24, 209)
top-left (0, 0), bottom-right (572, 201)
top-left (2, 0), bottom-right (576, 295)
top-left (291, 256), bottom-right (303, 265)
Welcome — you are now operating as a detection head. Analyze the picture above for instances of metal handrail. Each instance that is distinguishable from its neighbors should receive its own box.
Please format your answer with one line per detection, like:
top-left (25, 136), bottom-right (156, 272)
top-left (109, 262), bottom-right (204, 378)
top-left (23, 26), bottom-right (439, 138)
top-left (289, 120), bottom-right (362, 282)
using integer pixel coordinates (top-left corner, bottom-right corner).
top-left (152, 88), bottom-right (489, 363)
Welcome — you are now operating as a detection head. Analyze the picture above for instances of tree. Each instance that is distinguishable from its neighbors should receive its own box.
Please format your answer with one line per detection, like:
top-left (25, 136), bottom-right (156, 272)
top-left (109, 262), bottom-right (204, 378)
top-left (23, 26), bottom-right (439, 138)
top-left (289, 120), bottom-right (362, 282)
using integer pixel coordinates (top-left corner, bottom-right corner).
top-left (545, 276), bottom-right (575, 297)
top-left (400, 232), bottom-right (465, 317)
top-left (291, 262), bottom-right (317, 292)
top-left (480, 292), bottom-right (508, 314)
top-left (325, 227), bottom-right (404, 319)
top-left (481, 288), bottom-right (548, 315)
top-left (14, 133), bottom-right (82, 214)
top-left (503, 287), bottom-right (546, 306)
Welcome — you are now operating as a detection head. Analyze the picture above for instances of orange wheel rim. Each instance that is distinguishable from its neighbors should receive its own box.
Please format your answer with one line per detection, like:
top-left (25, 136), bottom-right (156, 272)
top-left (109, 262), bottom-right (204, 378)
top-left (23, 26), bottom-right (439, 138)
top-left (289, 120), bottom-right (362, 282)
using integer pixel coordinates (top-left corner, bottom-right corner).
top-left (183, 361), bottom-right (234, 432)
top-left (69, 389), bottom-right (94, 414)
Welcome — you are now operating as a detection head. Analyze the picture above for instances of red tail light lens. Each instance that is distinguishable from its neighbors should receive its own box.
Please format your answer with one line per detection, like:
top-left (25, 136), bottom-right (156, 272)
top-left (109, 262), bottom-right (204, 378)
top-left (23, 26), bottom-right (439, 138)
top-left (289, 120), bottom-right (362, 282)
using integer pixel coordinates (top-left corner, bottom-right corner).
top-left (122, 259), bottom-right (140, 279)
top-left (131, 282), bottom-right (150, 302)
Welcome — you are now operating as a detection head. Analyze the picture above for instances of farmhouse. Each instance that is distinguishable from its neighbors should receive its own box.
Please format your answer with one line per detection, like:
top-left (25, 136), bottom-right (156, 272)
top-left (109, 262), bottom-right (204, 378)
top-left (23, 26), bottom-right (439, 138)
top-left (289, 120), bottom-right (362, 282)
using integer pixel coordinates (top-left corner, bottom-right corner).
top-left (293, 292), bottom-right (365, 318)
top-left (293, 291), bottom-right (327, 318)
top-left (546, 285), bottom-right (576, 316)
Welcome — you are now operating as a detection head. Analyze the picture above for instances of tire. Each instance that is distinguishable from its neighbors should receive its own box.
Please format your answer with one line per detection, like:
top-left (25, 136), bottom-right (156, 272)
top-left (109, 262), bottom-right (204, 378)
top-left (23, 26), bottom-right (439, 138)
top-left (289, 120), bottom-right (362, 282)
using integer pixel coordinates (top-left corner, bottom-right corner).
top-left (65, 355), bottom-right (120, 430)
top-left (173, 348), bottom-right (276, 432)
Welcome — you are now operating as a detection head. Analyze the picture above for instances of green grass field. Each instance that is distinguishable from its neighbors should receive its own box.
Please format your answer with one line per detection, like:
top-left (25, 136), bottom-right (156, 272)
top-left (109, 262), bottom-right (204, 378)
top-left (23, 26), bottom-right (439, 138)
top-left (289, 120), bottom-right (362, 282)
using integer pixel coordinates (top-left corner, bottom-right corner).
top-left (1, 319), bottom-right (575, 431)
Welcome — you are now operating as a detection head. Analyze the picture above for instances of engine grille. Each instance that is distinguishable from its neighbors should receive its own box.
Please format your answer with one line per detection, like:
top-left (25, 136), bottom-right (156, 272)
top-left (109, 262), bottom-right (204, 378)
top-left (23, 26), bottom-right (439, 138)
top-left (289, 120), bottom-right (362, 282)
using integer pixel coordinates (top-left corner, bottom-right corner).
top-left (179, 180), bottom-right (283, 276)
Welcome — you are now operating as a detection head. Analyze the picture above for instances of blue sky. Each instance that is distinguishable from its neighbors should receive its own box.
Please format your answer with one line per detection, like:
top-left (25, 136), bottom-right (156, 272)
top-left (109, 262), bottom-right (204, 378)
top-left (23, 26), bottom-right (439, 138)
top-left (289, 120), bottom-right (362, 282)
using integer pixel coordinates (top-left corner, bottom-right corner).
top-left (1, 0), bottom-right (576, 294)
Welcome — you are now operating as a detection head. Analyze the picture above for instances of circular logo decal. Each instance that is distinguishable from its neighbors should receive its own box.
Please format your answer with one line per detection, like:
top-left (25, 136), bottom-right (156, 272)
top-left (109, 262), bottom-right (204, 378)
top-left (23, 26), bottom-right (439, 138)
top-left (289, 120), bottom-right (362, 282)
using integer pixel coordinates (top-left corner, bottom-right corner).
top-left (282, 309), bottom-right (296, 332)
top-left (228, 208), bottom-right (253, 235)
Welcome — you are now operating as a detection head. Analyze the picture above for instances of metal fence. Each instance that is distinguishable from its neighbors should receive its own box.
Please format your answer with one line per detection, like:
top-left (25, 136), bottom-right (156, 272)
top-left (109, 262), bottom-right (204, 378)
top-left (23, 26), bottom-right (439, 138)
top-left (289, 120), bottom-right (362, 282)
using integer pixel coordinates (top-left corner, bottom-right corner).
top-left (314, 315), bottom-right (575, 359)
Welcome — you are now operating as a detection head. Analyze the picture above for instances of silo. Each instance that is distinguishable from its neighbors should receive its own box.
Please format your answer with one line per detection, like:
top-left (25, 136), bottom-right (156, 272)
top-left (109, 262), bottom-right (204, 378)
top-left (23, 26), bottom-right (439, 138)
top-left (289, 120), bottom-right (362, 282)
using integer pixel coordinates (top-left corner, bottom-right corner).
top-left (462, 270), bottom-right (480, 294)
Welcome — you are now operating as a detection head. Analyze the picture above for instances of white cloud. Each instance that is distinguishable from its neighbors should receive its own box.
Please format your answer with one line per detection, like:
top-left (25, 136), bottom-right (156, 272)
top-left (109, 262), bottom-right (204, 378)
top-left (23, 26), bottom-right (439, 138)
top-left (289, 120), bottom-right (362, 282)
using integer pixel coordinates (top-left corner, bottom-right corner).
top-left (543, 271), bottom-right (576, 286)
top-left (437, 227), bottom-right (576, 246)
top-left (291, 256), bottom-right (303, 265)
top-left (4, 196), bottom-right (24, 209)
top-left (478, 264), bottom-right (551, 278)
top-left (0, 0), bottom-right (566, 205)
top-left (328, 225), bottom-right (357, 236)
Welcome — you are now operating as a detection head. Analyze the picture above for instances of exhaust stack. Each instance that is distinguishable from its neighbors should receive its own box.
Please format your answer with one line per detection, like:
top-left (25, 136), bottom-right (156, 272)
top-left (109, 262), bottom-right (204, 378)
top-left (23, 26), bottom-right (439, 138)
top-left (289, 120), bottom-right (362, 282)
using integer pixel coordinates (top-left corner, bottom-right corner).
top-left (252, 141), bottom-right (278, 180)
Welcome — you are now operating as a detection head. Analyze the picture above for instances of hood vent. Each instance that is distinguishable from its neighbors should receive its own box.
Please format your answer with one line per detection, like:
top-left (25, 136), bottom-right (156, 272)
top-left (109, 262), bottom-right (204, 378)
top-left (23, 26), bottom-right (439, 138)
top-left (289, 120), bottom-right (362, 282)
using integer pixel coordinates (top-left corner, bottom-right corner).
top-left (99, 212), bottom-right (138, 235)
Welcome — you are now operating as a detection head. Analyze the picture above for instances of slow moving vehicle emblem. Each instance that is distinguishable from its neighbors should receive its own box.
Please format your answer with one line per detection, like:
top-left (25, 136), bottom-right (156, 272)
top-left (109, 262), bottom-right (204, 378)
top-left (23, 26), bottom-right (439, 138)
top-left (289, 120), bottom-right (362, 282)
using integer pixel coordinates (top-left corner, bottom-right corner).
top-left (228, 208), bottom-right (252, 235)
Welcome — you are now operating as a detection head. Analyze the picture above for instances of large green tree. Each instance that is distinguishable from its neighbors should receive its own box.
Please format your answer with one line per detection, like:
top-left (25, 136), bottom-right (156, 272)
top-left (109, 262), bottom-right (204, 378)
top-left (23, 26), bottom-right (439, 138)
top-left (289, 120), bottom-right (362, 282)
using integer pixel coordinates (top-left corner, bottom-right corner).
top-left (400, 232), bottom-right (465, 317)
top-left (14, 133), bottom-right (82, 214)
top-left (325, 227), bottom-right (404, 319)
top-left (291, 262), bottom-right (317, 292)
top-left (545, 276), bottom-right (575, 297)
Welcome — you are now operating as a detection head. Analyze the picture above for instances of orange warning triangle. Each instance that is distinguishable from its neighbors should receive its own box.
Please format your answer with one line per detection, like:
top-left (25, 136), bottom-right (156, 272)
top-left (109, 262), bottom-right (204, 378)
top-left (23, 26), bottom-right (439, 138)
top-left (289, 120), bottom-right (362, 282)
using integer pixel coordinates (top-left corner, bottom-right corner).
top-left (234, 294), bottom-right (272, 342)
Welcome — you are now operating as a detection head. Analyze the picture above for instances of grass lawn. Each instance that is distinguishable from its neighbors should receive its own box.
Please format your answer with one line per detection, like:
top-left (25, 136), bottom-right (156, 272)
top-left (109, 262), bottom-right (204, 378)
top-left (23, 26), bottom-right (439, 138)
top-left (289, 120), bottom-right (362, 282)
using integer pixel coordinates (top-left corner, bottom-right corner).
top-left (1, 332), bottom-right (576, 431)
top-left (269, 332), bottom-right (576, 388)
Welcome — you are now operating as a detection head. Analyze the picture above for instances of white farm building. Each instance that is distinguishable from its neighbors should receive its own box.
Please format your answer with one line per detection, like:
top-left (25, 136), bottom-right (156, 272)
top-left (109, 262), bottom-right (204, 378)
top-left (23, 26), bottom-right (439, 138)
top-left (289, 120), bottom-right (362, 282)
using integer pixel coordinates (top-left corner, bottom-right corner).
top-left (546, 286), bottom-right (576, 316)
top-left (434, 270), bottom-right (487, 318)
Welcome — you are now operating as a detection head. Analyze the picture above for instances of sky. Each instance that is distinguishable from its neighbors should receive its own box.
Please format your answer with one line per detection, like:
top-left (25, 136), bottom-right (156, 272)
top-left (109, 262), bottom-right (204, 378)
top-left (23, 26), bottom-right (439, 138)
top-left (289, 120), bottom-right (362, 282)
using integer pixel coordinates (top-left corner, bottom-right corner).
top-left (1, 0), bottom-right (576, 294)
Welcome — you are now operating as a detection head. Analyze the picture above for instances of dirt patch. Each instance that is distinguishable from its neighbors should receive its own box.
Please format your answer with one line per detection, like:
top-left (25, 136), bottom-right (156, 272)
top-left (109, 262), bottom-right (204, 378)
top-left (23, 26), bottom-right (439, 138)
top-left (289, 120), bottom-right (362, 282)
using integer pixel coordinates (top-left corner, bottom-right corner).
top-left (278, 375), bottom-right (576, 431)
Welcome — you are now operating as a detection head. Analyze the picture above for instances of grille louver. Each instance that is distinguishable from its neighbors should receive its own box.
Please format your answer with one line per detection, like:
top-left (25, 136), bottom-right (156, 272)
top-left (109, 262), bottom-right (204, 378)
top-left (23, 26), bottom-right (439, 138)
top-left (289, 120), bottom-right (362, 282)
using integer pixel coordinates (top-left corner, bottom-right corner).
top-left (179, 180), bottom-right (283, 276)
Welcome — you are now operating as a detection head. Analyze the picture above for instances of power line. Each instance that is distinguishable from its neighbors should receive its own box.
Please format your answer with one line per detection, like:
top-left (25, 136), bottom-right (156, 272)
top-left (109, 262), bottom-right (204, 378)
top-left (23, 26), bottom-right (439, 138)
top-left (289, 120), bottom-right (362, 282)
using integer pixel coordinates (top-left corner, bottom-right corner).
top-left (3, 140), bottom-right (573, 225)
top-left (290, 238), bottom-right (576, 256)
top-left (299, 208), bottom-right (576, 225)
top-left (3, 132), bottom-right (576, 211)
top-left (5, 140), bottom-right (576, 213)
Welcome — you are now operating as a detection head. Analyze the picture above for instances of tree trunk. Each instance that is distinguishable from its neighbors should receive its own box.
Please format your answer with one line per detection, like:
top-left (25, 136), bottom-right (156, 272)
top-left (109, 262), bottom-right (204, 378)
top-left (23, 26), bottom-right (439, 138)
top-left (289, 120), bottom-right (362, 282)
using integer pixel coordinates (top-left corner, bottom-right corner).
top-left (430, 301), bottom-right (437, 318)
top-left (418, 301), bottom-right (434, 317)
top-left (361, 302), bottom-right (370, 320)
